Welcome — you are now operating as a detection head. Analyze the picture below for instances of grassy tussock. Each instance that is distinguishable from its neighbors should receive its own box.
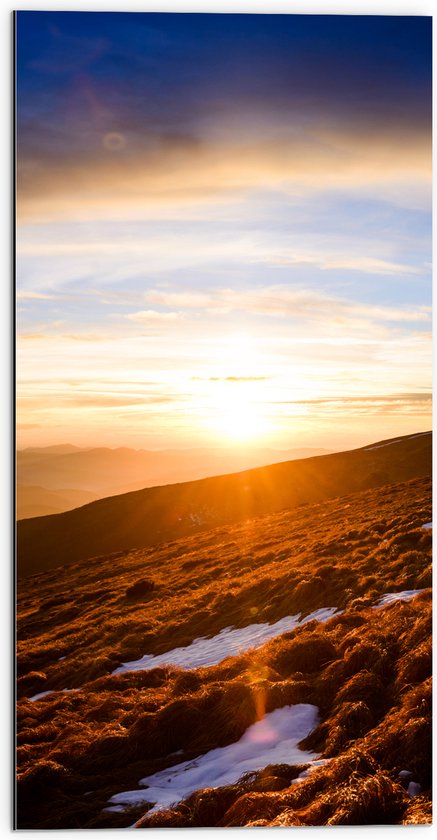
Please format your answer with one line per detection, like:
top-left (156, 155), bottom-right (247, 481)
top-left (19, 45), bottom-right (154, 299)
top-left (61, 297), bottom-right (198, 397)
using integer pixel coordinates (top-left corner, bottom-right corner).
top-left (266, 635), bottom-right (337, 676)
top-left (16, 477), bottom-right (432, 828)
top-left (125, 578), bottom-right (156, 599)
top-left (403, 796), bottom-right (433, 824)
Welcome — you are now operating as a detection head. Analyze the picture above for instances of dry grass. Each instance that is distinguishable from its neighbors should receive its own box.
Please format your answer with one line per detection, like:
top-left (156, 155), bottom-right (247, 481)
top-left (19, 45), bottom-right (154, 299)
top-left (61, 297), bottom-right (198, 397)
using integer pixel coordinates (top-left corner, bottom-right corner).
top-left (16, 475), bottom-right (432, 828)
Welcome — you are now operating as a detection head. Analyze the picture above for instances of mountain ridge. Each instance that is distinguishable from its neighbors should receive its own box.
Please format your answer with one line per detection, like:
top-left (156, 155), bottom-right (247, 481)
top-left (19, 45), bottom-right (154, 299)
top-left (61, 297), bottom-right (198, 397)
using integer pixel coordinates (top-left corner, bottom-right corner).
top-left (17, 444), bottom-right (333, 514)
top-left (17, 431), bottom-right (431, 578)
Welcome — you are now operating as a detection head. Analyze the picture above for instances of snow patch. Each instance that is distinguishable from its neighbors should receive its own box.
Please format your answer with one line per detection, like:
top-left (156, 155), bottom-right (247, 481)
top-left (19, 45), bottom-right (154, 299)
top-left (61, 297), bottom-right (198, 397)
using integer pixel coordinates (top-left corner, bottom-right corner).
top-left (28, 687), bottom-right (79, 703)
top-left (291, 758), bottom-right (331, 783)
top-left (363, 432), bottom-right (429, 452)
top-left (422, 522), bottom-right (432, 530)
top-left (28, 690), bottom-right (54, 702)
top-left (112, 607), bottom-right (338, 675)
top-left (102, 805), bottom-right (126, 813)
top-left (108, 703), bottom-right (319, 816)
top-left (27, 589), bottom-right (428, 704)
top-left (373, 589), bottom-right (425, 609)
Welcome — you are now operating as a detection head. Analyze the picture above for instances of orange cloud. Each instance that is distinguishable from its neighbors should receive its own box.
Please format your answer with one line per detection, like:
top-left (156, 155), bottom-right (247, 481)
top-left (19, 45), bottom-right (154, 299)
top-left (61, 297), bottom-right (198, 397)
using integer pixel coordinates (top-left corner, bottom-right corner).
top-left (17, 121), bottom-right (431, 223)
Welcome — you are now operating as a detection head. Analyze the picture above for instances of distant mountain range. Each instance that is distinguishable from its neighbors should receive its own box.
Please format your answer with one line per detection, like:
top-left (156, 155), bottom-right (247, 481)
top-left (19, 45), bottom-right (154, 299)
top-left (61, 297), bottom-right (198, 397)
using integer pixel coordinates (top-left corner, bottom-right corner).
top-left (16, 485), bottom-right (100, 520)
top-left (16, 444), bottom-right (332, 519)
top-left (17, 431), bottom-right (431, 578)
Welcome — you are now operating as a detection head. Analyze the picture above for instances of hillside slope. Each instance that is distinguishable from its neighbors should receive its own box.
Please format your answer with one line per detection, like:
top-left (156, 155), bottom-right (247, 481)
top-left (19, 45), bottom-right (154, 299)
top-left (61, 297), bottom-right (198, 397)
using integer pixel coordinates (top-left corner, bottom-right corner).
top-left (16, 475), bottom-right (432, 828)
top-left (17, 431), bottom-right (431, 577)
top-left (17, 445), bottom-right (330, 501)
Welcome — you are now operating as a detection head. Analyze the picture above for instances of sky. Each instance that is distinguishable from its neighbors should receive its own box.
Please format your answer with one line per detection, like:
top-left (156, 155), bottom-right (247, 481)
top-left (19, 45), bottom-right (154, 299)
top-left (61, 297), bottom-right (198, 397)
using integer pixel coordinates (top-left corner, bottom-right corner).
top-left (15, 11), bottom-right (432, 451)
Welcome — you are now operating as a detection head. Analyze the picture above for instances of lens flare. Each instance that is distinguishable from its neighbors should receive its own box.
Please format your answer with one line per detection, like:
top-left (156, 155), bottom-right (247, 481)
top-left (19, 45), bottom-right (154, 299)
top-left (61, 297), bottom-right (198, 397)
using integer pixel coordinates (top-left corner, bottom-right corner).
top-left (103, 132), bottom-right (126, 151)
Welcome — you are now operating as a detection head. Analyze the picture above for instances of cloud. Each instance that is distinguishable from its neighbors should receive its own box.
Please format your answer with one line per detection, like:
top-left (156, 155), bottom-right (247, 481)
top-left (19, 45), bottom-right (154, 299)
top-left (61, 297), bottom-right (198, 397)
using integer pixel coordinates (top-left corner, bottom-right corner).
top-left (193, 376), bottom-right (271, 382)
top-left (144, 285), bottom-right (431, 327)
top-left (272, 254), bottom-right (424, 277)
top-left (125, 309), bottom-right (181, 323)
top-left (275, 392), bottom-right (432, 406)
top-left (17, 121), bottom-right (431, 223)
top-left (18, 333), bottom-right (51, 341)
top-left (319, 257), bottom-right (422, 276)
top-left (17, 332), bottom-right (114, 343)
top-left (16, 290), bottom-right (61, 301)
top-left (268, 393), bottom-right (432, 419)
top-left (65, 394), bottom-right (175, 408)
top-left (143, 291), bottom-right (212, 310)
top-left (63, 333), bottom-right (115, 342)
top-left (16, 392), bottom-right (179, 411)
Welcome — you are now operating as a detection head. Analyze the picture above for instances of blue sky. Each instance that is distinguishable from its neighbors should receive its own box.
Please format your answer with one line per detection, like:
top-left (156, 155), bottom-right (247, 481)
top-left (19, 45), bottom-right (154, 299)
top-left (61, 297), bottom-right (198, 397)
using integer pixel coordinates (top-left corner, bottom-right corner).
top-left (16, 11), bottom-right (432, 449)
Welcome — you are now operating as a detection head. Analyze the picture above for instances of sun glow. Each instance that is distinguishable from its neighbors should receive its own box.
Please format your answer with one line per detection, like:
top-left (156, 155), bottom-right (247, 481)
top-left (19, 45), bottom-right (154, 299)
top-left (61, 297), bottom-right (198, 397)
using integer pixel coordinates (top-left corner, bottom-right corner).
top-left (199, 333), bottom-right (273, 443)
top-left (213, 396), bottom-right (269, 442)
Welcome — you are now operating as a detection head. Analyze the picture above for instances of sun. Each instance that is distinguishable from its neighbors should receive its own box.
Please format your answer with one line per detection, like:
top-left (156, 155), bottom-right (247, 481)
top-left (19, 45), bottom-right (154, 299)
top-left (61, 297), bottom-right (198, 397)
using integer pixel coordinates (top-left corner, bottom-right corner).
top-left (214, 397), bottom-right (268, 443)
top-left (206, 380), bottom-right (270, 444)
top-left (198, 332), bottom-right (273, 444)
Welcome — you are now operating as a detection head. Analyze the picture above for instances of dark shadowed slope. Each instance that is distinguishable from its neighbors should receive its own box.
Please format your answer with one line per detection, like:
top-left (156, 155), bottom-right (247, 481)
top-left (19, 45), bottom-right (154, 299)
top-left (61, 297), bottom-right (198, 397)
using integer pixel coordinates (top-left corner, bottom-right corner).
top-left (17, 432), bottom-right (431, 578)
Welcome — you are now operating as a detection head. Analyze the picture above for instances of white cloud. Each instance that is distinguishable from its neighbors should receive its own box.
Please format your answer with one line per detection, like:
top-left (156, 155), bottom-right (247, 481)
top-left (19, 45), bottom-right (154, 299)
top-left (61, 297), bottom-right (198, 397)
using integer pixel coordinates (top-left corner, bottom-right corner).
top-left (273, 253), bottom-right (424, 277)
top-left (125, 309), bottom-right (181, 323)
top-left (143, 285), bottom-right (431, 327)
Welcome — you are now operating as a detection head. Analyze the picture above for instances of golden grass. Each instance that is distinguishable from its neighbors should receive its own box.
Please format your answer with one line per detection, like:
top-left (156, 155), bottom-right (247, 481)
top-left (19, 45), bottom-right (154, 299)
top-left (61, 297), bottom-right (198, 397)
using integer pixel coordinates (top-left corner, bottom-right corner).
top-left (16, 476), bottom-right (432, 828)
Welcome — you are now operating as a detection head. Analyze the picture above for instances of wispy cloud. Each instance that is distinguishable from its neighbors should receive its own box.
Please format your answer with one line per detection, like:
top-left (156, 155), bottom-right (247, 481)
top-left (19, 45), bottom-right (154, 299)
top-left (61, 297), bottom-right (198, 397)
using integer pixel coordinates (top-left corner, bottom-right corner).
top-left (143, 285), bottom-right (431, 326)
top-left (65, 394), bottom-right (175, 408)
top-left (265, 393), bottom-right (432, 420)
top-left (272, 254), bottom-right (424, 277)
top-left (125, 309), bottom-right (181, 323)
top-left (17, 332), bottom-right (114, 343)
top-left (281, 393), bottom-right (432, 405)
top-left (16, 290), bottom-right (61, 301)
top-left (18, 333), bottom-right (51, 341)
top-left (193, 376), bottom-right (271, 382)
